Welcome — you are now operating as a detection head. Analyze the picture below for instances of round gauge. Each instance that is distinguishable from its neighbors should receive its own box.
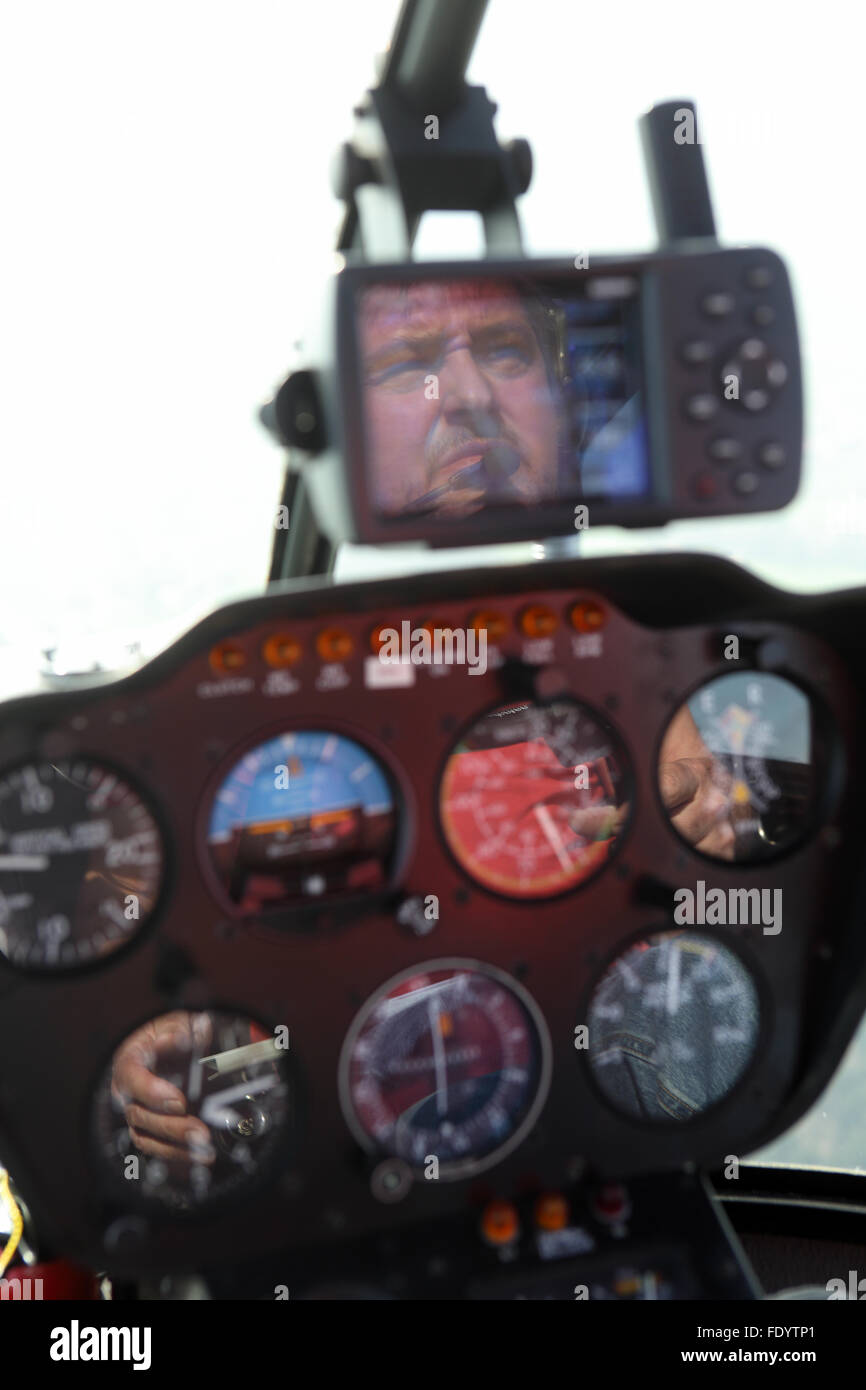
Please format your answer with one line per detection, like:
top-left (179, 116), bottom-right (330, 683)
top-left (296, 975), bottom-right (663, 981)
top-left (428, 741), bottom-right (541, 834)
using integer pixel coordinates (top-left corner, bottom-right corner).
top-left (0, 759), bottom-right (164, 970)
top-left (660, 672), bottom-right (821, 863)
top-left (93, 1009), bottom-right (292, 1211)
top-left (340, 961), bottom-right (551, 1178)
top-left (586, 930), bottom-right (760, 1122)
top-left (439, 699), bottom-right (630, 899)
top-left (205, 730), bottom-right (398, 912)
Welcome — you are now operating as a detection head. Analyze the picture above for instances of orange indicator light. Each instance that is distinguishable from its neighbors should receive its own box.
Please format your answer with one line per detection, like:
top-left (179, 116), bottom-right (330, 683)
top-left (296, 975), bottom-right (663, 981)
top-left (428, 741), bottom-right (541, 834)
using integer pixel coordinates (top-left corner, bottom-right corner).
top-left (570, 601), bottom-right (607, 633)
top-left (470, 610), bottom-right (509, 642)
top-left (316, 628), bottom-right (354, 662)
top-left (519, 605), bottom-right (557, 638)
top-left (209, 641), bottom-right (246, 674)
top-left (263, 634), bottom-right (302, 667)
top-left (481, 1199), bottom-right (520, 1247)
top-left (534, 1192), bottom-right (569, 1231)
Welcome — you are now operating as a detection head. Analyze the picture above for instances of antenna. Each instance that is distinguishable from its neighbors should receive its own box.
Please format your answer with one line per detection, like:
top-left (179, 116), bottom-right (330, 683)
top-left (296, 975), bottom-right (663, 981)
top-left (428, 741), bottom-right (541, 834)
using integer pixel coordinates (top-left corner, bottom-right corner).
top-left (639, 99), bottom-right (718, 245)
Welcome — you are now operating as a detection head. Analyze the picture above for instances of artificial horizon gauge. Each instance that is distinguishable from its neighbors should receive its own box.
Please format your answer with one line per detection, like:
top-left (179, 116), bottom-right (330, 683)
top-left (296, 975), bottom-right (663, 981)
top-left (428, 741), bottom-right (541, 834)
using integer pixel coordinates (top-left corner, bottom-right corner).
top-left (586, 930), bottom-right (761, 1122)
top-left (205, 730), bottom-right (397, 913)
top-left (93, 1010), bottom-right (292, 1211)
top-left (340, 961), bottom-right (551, 1178)
top-left (0, 759), bottom-right (164, 970)
top-left (661, 671), bottom-right (820, 863)
top-left (439, 698), bottom-right (630, 898)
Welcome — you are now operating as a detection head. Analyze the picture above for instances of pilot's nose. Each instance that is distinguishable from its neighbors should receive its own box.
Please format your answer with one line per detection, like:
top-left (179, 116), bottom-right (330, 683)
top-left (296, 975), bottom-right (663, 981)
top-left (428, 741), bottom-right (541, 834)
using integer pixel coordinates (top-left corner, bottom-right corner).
top-left (438, 346), bottom-right (497, 417)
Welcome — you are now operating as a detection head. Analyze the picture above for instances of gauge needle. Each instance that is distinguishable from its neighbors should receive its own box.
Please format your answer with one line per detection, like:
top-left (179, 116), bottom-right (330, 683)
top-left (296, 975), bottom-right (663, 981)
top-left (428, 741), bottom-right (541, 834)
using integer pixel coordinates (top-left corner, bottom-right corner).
top-left (532, 805), bottom-right (572, 872)
top-left (428, 999), bottom-right (448, 1118)
top-left (615, 959), bottom-right (641, 993)
top-left (0, 855), bottom-right (49, 870)
top-left (623, 1054), bottom-right (651, 1120)
top-left (666, 942), bottom-right (681, 1016)
top-left (199, 1038), bottom-right (281, 1075)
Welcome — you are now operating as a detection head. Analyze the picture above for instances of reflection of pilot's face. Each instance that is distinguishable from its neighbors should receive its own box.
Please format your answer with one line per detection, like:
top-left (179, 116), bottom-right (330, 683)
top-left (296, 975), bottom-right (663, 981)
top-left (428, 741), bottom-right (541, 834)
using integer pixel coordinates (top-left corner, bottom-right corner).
top-left (360, 281), bottom-right (560, 517)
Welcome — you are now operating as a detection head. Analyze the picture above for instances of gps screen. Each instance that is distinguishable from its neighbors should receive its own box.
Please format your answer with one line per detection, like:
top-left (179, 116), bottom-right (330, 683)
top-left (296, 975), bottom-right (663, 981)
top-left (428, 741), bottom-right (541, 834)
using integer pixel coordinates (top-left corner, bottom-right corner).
top-left (356, 275), bottom-right (650, 522)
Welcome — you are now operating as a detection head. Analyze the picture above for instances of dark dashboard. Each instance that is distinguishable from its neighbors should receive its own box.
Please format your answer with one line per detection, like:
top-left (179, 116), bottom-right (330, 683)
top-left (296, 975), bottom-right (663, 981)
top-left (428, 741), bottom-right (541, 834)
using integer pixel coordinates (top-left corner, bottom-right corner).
top-left (2, 551), bottom-right (866, 1300)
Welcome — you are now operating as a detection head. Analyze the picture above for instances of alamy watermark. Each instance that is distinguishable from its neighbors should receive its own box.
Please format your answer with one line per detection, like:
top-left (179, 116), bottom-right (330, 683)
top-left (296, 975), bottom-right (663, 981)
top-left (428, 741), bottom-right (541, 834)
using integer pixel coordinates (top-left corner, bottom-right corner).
top-left (50, 1321), bottom-right (151, 1370)
top-left (674, 879), bottom-right (782, 935)
top-left (377, 621), bottom-right (487, 676)
top-left (1, 1275), bottom-right (43, 1299)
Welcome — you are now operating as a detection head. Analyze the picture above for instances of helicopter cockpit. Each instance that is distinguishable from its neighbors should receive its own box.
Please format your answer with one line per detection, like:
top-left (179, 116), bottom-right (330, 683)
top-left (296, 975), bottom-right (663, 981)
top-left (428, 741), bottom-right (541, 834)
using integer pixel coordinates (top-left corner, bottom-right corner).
top-left (2, 0), bottom-right (866, 1346)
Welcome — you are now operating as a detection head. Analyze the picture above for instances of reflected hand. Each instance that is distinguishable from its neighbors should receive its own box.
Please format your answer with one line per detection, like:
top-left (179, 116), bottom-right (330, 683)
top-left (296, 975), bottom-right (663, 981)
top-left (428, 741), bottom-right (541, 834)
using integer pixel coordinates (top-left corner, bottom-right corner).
top-left (111, 1011), bottom-right (215, 1169)
top-left (659, 704), bottom-right (735, 860)
top-left (567, 803), bottom-right (628, 841)
top-left (659, 756), bottom-right (735, 859)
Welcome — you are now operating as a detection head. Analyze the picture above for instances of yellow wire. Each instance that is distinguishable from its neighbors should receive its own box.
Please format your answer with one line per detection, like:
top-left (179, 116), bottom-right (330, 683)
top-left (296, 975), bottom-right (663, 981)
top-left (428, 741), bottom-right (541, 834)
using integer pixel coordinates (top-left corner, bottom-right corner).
top-left (0, 1169), bottom-right (23, 1277)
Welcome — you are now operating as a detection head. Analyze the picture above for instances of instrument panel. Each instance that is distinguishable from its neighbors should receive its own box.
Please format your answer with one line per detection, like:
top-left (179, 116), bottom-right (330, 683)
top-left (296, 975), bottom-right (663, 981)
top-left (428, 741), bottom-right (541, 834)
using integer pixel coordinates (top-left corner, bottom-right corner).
top-left (0, 551), bottom-right (864, 1284)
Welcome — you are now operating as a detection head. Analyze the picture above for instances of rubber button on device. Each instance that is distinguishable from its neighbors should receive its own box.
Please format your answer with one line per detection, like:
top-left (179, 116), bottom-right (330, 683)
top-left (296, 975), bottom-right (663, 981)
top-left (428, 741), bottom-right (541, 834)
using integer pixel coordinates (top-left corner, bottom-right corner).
top-left (732, 471), bottom-right (760, 494)
top-left (685, 393), bottom-right (719, 422)
top-left (692, 472), bottom-right (718, 499)
top-left (751, 303), bottom-right (776, 327)
top-left (744, 265), bottom-right (774, 290)
top-left (701, 291), bottom-right (736, 318)
top-left (758, 441), bottom-right (786, 468)
top-left (707, 436), bottom-right (743, 463)
top-left (766, 359), bottom-right (788, 387)
top-left (679, 339), bottom-right (714, 366)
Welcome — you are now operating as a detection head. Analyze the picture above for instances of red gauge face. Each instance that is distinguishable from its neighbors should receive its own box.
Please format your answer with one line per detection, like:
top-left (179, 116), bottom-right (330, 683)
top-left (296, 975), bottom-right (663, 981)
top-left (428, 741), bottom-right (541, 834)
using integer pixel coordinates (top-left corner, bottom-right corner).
top-left (439, 699), bottom-right (630, 899)
top-left (340, 963), bottom-right (550, 1176)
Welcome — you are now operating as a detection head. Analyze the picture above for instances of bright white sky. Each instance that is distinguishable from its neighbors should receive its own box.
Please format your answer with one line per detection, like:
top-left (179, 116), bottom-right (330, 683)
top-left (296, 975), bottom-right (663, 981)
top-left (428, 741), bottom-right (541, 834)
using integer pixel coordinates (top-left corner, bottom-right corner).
top-left (2, 0), bottom-right (865, 662)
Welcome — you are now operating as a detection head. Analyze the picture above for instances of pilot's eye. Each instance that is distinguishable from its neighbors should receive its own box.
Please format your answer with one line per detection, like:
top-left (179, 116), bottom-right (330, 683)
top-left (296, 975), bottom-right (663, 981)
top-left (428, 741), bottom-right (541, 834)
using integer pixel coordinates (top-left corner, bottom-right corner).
top-left (367, 345), bottom-right (439, 390)
top-left (476, 332), bottom-right (535, 372)
top-left (375, 358), bottom-right (429, 383)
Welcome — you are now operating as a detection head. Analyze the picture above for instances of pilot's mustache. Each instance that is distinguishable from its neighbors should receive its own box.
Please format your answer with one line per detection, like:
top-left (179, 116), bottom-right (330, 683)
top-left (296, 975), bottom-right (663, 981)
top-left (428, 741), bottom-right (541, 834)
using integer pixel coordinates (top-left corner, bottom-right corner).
top-left (428, 429), bottom-right (520, 474)
top-left (402, 441), bottom-right (523, 515)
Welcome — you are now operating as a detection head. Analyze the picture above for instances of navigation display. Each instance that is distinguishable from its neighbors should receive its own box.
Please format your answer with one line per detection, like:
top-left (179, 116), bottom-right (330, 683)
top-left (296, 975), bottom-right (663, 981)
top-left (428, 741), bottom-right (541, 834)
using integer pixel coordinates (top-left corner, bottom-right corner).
top-left (356, 274), bottom-right (650, 522)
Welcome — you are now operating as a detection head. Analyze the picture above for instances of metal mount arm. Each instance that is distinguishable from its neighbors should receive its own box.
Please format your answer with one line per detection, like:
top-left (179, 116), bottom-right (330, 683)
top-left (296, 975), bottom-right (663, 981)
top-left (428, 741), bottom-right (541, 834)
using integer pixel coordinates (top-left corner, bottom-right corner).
top-left (268, 0), bottom-right (532, 582)
top-left (332, 0), bottom-right (531, 261)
